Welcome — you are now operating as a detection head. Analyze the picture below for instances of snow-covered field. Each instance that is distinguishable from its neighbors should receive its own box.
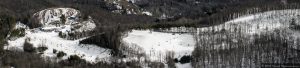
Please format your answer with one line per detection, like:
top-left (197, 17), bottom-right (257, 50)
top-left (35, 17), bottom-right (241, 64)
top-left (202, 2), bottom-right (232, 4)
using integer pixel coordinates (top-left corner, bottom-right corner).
top-left (123, 30), bottom-right (196, 60)
top-left (122, 29), bottom-right (196, 68)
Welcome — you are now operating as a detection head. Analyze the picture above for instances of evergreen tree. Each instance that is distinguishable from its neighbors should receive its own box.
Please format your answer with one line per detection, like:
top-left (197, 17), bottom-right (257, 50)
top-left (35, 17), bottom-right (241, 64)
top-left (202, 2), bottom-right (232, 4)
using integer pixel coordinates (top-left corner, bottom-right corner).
top-left (60, 15), bottom-right (66, 24)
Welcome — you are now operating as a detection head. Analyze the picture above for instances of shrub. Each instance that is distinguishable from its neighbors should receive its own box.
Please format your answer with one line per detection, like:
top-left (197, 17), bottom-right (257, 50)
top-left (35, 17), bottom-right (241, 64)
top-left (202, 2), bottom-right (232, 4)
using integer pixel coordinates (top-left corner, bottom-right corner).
top-left (166, 51), bottom-right (176, 68)
top-left (57, 51), bottom-right (66, 58)
top-left (9, 28), bottom-right (26, 38)
top-left (37, 46), bottom-right (48, 52)
top-left (60, 55), bottom-right (85, 66)
top-left (179, 55), bottom-right (192, 64)
top-left (58, 32), bottom-right (66, 38)
top-left (148, 62), bottom-right (164, 68)
top-left (68, 55), bottom-right (81, 61)
top-left (53, 49), bottom-right (57, 53)
top-left (1, 51), bottom-right (61, 68)
top-left (23, 40), bottom-right (35, 53)
top-left (174, 58), bottom-right (179, 63)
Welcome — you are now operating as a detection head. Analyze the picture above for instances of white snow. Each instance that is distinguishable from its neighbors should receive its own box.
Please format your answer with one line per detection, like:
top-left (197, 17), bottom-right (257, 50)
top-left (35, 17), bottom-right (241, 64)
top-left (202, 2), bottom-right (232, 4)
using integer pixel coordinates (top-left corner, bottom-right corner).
top-left (123, 30), bottom-right (196, 62)
top-left (14, 22), bottom-right (29, 29)
top-left (225, 15), bottom-right (256, 23)
top-left (175, 63), bottom-right (193, 68)
top-left (6, 27), bottom-right (111, 63)
top-left (142, 11), bottom-right (153, 16)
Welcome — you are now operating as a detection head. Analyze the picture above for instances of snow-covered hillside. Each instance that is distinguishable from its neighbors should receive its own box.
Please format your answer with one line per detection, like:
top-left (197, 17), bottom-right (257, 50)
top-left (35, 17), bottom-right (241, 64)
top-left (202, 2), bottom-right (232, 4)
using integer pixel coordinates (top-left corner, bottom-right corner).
top-left (197, 9), bottom-right (300, 50)
top-left (200, 9), bottom-right (300, 34)
top-left (105, 0), bottom-right (153, 16)
top-left (192, 9), bottom-right (300, 68)
top-left (33, 8), bottom-right (96, 38)
top-left (5, 8), bottom-right (110, 63)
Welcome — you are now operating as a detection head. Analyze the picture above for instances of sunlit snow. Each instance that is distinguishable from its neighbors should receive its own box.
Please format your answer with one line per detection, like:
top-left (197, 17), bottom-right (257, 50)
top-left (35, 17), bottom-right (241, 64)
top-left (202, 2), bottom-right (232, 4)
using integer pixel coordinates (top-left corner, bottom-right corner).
top-left (123, 30), bottom-right (196, 62)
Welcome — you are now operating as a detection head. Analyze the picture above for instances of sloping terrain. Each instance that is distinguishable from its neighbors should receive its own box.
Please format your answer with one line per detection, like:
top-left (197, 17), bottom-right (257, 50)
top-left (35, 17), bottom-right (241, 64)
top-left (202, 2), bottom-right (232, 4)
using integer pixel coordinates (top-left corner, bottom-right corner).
top-left (5, 8), bottom-right (111, 63)
top-left (193, 9), bottom-right (300, 68)
top-left (197, 9), bottom-right (300, 49)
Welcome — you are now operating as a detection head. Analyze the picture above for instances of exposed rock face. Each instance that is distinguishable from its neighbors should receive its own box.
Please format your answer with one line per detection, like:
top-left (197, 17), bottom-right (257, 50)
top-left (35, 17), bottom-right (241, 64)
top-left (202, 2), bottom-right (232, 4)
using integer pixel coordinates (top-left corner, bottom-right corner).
top-left (33, 8), bottom-right (96, 39)
top-left (34, 8), bottom-right (80, 26)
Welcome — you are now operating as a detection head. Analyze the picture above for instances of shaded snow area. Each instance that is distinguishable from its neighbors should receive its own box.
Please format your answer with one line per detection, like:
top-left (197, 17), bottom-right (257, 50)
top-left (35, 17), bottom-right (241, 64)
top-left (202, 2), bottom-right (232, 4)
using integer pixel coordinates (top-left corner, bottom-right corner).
top-left (5, 8), bottom-right (111, 63)
top-left (123, 29), bottom-right (196, 68)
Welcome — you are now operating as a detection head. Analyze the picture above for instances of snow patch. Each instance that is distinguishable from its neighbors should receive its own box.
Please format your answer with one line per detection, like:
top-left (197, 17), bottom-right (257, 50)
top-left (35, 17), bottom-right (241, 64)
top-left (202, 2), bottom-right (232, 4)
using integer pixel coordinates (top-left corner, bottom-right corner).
top-left (199, 9), bottom-right (300, 35)
top-left (14, 22), bottom-right (29, 29)
top-left (142, 11), bottom-right (153, 16)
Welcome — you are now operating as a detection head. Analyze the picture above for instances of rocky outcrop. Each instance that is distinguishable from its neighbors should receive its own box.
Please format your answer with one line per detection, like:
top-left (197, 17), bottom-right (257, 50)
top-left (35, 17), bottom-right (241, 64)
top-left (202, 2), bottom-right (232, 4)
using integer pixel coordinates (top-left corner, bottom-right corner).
top-left (33, 8), bottom-right (96, 39)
